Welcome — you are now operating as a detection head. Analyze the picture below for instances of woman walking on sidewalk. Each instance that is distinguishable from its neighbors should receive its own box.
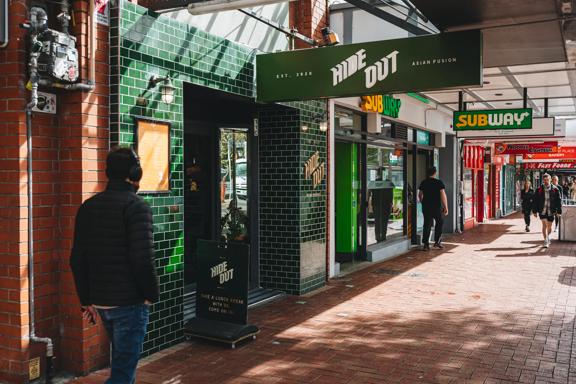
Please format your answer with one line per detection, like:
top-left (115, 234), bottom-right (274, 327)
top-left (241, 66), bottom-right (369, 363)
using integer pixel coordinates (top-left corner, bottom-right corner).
top-left (532, 173), bottom-right (562, 248)
top-left (520, 180), bottom-right (535, 232)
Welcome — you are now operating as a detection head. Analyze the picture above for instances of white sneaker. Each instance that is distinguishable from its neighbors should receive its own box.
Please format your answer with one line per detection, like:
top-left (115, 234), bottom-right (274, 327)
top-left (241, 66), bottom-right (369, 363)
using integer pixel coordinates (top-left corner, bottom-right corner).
top-left (544, 238), bottom-right (550, 248)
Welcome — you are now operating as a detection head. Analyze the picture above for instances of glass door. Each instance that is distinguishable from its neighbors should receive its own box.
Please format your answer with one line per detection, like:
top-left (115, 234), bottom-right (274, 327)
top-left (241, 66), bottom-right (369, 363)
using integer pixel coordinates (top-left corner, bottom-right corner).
top-left (219, 128), bottom-right (250, 243)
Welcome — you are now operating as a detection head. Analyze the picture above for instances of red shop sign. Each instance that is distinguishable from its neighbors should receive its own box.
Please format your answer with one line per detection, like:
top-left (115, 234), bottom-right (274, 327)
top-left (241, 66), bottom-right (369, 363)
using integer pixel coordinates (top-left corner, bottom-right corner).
top-left (523, 162), bottom-right (576, 170)
top-left (495, 142), bottom-right (558, 155)
top-left (523, 147), bottom-right (576, 160)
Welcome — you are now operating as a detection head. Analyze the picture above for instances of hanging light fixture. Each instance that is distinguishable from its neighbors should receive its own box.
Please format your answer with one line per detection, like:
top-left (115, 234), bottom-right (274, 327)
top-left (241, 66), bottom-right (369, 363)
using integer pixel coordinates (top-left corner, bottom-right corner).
top-left (148, 75), bottom-right (175, 105)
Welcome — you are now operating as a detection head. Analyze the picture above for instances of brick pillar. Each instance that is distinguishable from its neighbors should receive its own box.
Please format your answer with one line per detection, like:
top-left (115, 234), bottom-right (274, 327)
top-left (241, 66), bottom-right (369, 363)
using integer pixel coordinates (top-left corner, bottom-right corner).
top-left (0, 1), bottom-right (110, 381)
top-left (0, 0), bottom-right (32, 382)
top-left (289, 0), bottom-right (328, 49)
top-left (57, 0), bottom-right (110, 375)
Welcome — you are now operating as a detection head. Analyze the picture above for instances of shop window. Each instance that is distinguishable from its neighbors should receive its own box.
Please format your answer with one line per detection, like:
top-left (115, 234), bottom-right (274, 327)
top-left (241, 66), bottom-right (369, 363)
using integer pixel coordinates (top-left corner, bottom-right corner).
top-left (464, 169), bottom-right (474, 219)
top-left (367, 146), bottom-right (405, 246)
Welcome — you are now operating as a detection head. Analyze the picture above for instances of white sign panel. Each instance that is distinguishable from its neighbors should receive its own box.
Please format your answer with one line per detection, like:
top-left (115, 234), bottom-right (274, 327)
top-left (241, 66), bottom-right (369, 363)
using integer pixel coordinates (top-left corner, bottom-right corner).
top-left (555, 119), bottom-right (566, 137)
top-left (32, 92), bottom-right (57, 114)
top-left (456, 117), bottom-right (555, 138)
top-left (95, 0), bottom-right (109, 26)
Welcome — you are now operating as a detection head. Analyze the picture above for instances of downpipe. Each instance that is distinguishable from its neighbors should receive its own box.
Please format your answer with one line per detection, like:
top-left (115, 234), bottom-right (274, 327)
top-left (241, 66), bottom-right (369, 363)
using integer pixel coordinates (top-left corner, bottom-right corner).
top-left (25, 7), bottom-right (55, 384)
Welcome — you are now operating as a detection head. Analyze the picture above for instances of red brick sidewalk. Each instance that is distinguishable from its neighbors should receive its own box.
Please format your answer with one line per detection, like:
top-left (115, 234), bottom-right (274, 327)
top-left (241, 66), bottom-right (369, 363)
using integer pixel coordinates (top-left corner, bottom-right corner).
top-left (70, 214), bottom-right (576, 384)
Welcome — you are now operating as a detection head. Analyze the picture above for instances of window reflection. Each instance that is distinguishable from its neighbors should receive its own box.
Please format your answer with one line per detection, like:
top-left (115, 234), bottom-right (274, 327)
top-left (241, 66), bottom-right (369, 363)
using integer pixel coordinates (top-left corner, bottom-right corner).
top-left (367, 146), bottom-right (405, 245)
top-left (220, 129), bottom-right (249, 243)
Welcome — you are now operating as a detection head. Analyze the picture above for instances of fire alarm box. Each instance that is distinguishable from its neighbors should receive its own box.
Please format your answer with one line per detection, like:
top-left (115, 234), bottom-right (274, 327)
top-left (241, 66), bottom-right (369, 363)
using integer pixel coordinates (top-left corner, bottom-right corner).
top-left (37, 29), bottom-right (79, 83)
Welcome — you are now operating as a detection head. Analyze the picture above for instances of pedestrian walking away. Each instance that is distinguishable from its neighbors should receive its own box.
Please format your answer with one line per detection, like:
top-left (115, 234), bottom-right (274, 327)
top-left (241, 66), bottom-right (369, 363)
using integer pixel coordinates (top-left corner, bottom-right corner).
top-left (418, 166), bottom-right (449, 251)
top-left (520, 180), bottom-right (535, 232)
top-left (532, 173), bottom-right (562, 249)
top-left (70, 147), bottom-right (160, 384)
top-left (551, 175), bottom-right (563, 232)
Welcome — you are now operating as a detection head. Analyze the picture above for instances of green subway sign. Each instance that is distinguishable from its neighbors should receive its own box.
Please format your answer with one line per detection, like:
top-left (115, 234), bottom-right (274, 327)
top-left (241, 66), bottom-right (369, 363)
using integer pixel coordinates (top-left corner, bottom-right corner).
top-left (256, 30), bottom-right (482, 102)
top-left (454, 108), bottom-right (533, 131)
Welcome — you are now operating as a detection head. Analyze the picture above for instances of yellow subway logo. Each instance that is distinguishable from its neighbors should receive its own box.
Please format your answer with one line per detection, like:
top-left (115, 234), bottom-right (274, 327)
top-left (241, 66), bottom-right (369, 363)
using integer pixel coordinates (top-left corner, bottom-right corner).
top-left (453, 109), bottom-right (532, 131)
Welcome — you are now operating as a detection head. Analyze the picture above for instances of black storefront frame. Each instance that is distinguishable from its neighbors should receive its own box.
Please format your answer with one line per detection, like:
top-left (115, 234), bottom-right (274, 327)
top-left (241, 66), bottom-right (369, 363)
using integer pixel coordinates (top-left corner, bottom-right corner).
top-left (335, 107), bottom-right (413, 261)
top-left (216, 126), bottom-right (261, 290)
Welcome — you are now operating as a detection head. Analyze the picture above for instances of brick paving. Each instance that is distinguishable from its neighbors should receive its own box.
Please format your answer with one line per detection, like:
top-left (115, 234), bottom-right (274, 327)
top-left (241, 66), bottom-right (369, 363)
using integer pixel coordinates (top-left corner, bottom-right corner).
top-left (70, 214), bottom-right (576, 384)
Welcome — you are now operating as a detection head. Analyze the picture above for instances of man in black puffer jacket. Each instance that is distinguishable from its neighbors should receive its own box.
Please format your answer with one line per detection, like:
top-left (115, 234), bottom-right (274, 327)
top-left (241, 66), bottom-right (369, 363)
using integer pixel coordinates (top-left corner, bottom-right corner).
top-left (70, 147), bottom-right (159, 384)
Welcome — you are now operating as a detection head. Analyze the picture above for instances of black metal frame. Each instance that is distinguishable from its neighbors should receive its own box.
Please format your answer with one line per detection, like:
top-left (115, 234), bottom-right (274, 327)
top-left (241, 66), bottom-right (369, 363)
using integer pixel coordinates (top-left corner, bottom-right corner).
top-left (217, 126), bottom-right (260, 290)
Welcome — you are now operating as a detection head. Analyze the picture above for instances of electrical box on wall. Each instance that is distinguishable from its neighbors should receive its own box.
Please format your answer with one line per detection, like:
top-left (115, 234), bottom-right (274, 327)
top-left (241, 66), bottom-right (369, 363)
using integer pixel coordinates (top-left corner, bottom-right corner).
top-left (37, 29), bottom-right (79, 83)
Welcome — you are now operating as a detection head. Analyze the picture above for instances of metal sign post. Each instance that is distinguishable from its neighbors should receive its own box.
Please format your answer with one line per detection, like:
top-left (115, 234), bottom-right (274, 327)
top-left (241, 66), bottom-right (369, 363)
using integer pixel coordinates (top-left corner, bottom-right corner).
top-left (0, 0), bottom-right (8, 48)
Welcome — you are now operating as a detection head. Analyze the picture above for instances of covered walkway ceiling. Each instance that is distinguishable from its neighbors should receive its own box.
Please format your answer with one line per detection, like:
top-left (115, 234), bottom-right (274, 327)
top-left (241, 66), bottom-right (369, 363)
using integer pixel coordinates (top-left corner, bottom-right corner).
top-left (407, 0), bottom-right (576, 120)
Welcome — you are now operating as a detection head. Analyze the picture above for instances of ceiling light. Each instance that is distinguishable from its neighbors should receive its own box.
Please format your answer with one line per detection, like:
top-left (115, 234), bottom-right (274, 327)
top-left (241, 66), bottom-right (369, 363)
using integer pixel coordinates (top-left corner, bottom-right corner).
top-left (188, 0), bottom-right (295, 15)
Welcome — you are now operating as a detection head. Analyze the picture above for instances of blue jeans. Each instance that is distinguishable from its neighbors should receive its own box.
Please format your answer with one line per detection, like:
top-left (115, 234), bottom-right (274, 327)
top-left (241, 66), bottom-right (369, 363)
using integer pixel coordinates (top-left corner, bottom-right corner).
top-left (97, 304), bottom-right (149, 384)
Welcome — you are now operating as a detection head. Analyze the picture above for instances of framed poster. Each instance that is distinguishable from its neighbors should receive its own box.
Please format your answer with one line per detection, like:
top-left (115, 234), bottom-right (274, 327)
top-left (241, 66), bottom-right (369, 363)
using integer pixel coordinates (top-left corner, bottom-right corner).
top-left (136, 118), bottom-right (170, 193)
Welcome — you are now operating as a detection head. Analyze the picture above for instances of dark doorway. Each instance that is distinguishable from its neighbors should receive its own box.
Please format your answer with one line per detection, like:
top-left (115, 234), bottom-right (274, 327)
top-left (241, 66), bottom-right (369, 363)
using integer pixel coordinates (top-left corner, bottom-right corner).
top-left (183, 84), bottom-right (259, 294)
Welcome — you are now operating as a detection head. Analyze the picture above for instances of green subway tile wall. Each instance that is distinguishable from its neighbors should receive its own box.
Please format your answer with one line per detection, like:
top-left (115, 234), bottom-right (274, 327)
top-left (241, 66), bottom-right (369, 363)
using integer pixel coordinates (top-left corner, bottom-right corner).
top-left (111, 0), bottom-right (326, 355)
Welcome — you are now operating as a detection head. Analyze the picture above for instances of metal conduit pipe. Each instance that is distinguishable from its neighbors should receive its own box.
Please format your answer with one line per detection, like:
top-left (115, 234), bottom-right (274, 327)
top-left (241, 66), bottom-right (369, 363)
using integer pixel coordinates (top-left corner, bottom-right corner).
top-left (26, 7), bottom-right (55, 383)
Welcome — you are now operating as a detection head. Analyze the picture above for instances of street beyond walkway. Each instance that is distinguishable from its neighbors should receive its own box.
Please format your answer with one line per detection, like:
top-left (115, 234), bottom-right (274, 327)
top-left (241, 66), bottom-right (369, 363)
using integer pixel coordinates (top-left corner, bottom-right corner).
top-left (71, 214), bottom-right (576, 384)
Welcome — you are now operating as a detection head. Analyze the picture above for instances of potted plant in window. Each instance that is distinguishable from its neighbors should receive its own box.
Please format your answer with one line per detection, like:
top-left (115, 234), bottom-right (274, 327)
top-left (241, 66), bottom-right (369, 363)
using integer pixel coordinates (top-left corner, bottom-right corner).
top-left (220, 199), bottom-right (249, 243)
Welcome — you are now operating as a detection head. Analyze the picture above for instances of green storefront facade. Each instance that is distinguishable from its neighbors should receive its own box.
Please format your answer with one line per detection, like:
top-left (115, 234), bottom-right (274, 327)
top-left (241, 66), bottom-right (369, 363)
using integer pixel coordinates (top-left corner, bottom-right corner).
top-left (110, 1), bottom-right (327, 356)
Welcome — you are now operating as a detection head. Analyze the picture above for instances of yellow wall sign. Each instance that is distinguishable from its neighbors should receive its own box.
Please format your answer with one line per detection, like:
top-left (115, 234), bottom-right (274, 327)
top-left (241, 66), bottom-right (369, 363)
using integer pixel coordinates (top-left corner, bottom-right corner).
top-left (137, 119), bottom-right (171, 192)
top-left (304, 151), bottom-right (325, 189)
top-left (360, 95), bottom-right (401, 118)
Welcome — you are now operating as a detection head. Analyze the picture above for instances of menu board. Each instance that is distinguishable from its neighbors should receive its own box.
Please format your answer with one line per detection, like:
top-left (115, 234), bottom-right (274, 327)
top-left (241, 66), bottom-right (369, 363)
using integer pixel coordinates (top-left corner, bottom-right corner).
top-left (196, 240), bottom-right (249, 325)
top-left (136, 119), bottom-right (170, 192)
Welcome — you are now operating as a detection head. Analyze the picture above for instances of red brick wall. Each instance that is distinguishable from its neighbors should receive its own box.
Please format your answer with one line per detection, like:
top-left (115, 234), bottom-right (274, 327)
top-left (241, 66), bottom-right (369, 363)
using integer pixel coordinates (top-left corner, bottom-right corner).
top-left (0, 0), bottom-right (110, 382)
top-left (290, 0), bottom-right (328, 49)
top-left (0, 0), bottom-right (33, 381)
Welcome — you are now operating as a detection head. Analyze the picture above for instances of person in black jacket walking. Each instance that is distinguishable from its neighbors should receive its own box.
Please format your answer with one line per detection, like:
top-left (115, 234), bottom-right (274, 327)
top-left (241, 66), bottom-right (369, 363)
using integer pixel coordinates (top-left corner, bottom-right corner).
top-left (520, 180), bottom-right (535, 232)
top-left (70, 147), bottom-right (159, 384)
top-left (532, 173), bottom-right (562, 249)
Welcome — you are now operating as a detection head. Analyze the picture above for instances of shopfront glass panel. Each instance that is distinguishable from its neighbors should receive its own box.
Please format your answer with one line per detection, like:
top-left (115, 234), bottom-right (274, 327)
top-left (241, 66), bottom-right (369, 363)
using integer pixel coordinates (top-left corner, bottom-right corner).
top-left (464, 169), bottom-right (474, 219)
top-left (367, 146), bottom-right (405, 245)
top-left (416, 150), bottom-right (429, 233)
top-left (220, 129), bottom-right (249, 242)
top-left (504, 165), bottom-right (515, 215)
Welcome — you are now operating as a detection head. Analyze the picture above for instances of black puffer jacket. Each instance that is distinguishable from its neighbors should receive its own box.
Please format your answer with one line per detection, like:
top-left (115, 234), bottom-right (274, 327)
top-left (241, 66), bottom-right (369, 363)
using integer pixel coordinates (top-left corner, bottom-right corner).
top-left (532, 185), bottom-right (562, 216)
top-left (70, 180), bottom-right (159, 306)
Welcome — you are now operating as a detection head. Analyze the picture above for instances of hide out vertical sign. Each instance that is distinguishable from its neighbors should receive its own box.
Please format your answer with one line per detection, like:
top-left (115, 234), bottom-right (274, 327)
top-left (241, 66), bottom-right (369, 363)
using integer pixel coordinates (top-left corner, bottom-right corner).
top-left (196, 240), bottom-right (250, 325)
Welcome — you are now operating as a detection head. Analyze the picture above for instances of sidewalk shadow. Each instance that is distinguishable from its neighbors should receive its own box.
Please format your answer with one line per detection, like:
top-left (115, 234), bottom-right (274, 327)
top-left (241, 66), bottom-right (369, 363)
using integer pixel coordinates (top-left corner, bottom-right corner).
top-left (117, 309), bottom-right (576, 384)
top-left (479, 246), bottom-right (539, 251)
top-left (453, 224), bottom-right (514, 244)
top-left (559, 266), bottom-right (576, 286)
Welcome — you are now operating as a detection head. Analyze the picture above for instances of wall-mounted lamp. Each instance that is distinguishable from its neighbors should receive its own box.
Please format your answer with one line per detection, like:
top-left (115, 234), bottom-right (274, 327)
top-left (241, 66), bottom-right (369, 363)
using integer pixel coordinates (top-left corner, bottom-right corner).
top-left (149, 75), bottom-right (175, 105)
top-left (315, 112), bottom-right (328, 132)
top-left (136, 75), bottom-right (176, 107)
top-left (301, 124), bottom-right (309, 132)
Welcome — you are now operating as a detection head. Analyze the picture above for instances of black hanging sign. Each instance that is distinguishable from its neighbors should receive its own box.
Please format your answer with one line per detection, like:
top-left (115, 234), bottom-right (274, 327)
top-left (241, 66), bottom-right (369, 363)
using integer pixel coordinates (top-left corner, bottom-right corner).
top-left (196, 240), bottom-right (249, 325)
